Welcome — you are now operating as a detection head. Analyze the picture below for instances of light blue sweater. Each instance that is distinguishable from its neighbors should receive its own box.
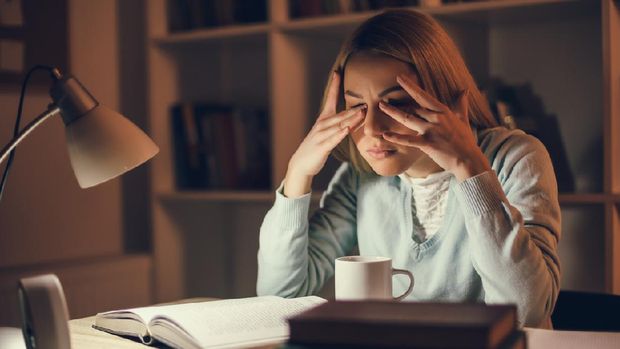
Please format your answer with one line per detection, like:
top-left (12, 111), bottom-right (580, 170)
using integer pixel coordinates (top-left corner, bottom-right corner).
top-left (257, 127), bottom-right (561, 328)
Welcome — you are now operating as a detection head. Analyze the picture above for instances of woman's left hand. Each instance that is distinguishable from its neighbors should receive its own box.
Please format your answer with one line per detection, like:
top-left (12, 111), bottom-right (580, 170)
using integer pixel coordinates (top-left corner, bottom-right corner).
top-left (379, 73), bottom-right (492, 182)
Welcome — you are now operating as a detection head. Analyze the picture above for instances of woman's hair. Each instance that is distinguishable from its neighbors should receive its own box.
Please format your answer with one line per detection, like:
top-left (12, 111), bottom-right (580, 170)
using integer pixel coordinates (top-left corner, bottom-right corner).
top-left (324, 9), bottom-right (498, 174)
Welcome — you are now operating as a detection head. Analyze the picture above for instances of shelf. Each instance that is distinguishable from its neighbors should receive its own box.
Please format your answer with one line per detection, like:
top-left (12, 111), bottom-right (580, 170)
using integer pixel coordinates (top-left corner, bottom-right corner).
top-left (153, 23), bottom-right (271, 46)
top-left (558, 193), bottom-right (620, 205)
top-left (147, 0), bottom-right (620, 298)
top-left (279, 0), bottom-right (594, 35)
top-left (159, 191), bottom-right (620, 205)
top-left (158, 190), bottom-right (323, 203)
top-left (150, 0), bottom-right (594, 45)
top-left (159, 191), bottom-right (274, 202)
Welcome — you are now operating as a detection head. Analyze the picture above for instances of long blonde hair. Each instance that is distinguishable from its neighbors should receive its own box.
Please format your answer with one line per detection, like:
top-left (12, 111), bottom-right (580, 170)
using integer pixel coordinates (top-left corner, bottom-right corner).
top-left (325, 9), bottom-right (498, 173)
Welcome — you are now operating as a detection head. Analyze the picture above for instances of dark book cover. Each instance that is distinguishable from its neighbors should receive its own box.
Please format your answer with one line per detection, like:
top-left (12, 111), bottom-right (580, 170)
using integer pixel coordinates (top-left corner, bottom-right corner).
top-left (236, 107), bottom-right (271, 189)
top-left (170, 103), bottom-right (208, 189)
top-left (283, 330), bottom-right (525, 349)
top-left (290, 0), bottom-right (324, 18)
top-left (287, 301), bottom-right (517, 349)
top-left (211, 107), bottom-right (240, 189)
top-left (167, 0), bottom-right (192, 32)
top-left (234, 0), bottom-right (267, 23)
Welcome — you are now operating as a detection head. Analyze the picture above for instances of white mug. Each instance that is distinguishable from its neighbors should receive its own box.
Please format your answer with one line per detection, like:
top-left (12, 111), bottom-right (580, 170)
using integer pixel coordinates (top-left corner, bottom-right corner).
top-left (335, 256), bottom-right (414, 301)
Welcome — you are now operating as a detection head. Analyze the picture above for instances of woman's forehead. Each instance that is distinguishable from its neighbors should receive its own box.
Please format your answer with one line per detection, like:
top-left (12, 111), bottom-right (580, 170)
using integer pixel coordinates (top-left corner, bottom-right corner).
top-left (344, 53), bottom-right (417, 92)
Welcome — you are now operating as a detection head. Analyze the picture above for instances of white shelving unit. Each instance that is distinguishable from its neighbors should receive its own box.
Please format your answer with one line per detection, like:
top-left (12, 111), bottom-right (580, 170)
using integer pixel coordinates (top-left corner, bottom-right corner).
top-left (146, 0), bottom-right (620, 302)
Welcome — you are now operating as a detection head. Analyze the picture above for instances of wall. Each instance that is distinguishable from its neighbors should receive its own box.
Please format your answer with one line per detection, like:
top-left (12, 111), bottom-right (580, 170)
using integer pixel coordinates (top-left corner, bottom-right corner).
top-left (0, 0), bottom-right (152, 326)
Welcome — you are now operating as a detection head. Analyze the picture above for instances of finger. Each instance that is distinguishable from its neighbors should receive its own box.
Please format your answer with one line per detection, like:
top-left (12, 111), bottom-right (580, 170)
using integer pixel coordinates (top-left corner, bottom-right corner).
top-left (315, 104), bottom-right (366, 132)
top-left (325, 126), bottom-right (350, 148)
top-left (319, 71), bottom-right (341, 119)
top-left (379, 101), bottom-right (429, 134)
top-left (314, 115), bottom-right (363, 143)
top-left (320, 126), bottom-right (350, 150)
top-left (382, 131), bottom-right (427, 148)
top-left (350, 111), bottom-right (366, 133)
top-left (457, 89), bottom-right (469, 123)
top-left (413, 107), bottom-right (441, 123)
top-left (314, 112), bottom-right (363, 144)
top-left (396, 74), bottom-right (448, 113)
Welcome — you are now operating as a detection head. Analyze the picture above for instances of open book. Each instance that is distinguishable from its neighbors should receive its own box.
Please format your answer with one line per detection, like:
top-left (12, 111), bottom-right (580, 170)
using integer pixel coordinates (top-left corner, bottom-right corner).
top-left (93, 296), bottom-right (326, 349)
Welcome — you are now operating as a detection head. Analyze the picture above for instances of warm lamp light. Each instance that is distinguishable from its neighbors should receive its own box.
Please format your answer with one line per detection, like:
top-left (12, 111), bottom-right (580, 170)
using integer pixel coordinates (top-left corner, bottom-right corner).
top-left (0, 67), bottom-right (159, 189)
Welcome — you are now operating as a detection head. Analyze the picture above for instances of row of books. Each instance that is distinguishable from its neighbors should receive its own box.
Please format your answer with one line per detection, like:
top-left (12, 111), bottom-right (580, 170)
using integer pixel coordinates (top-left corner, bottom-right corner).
top-left (171, 103), bottom-right (271, 190)
top-left (289, 0), bottom-right (478, 19)
top-left (167, 0), bottom-right (267, 32)
top-left (167, 0), bottom-right (482, 30)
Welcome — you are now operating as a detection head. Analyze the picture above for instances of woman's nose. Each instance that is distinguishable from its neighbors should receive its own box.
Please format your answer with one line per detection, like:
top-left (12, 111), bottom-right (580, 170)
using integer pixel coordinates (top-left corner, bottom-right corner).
top-left (363, 106), bottom-right (390, 137)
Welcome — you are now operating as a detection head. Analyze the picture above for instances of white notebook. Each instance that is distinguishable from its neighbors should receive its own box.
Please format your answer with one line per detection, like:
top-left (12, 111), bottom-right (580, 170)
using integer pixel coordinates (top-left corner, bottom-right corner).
top-left (93, 296), bottom-right (326, 349)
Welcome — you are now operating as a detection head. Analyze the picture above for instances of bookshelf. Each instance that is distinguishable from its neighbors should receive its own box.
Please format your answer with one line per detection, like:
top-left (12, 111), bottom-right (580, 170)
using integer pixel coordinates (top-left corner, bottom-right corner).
top-left (146, 0), bottom-right (620, 302)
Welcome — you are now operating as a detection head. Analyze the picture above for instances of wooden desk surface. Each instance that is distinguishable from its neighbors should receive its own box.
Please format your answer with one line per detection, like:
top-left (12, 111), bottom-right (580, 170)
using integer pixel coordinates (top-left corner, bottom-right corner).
top-left (68, 298), bottom-right (620, 349)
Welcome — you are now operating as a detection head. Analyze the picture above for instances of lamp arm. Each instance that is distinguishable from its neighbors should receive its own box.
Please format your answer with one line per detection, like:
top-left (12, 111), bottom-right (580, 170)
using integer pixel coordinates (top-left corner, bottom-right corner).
top-left (0, 105), bottom-right (61, 166)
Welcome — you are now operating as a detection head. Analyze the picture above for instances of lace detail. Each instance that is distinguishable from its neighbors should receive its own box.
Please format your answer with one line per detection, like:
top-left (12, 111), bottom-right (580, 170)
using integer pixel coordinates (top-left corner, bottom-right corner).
top-left (399, 171), bottom-right (452, 243)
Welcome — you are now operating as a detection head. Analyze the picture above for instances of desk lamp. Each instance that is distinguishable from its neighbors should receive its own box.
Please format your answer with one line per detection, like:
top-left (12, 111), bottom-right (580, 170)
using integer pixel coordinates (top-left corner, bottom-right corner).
top-left (0, 65), bottom-right (159, 349)
top-left (0, 66), bottom-right (159, 188)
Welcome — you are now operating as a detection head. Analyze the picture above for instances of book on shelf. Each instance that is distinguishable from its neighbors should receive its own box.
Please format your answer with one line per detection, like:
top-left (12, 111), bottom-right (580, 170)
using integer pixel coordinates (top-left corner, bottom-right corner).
top-left (287, 301), bottom-right (522, 349)
top-left (171, 103), bottom-right (208, 189)
top-left (289, 0), bottom-right (422, 19)
top-left (170, 102), bottom-right (271, 190)
top-left (484, 78), bottom-right (575, 193)
top-left (167, 0), bottom-right (267, 32)
top-left (93, 295), bottom-right (326, 349)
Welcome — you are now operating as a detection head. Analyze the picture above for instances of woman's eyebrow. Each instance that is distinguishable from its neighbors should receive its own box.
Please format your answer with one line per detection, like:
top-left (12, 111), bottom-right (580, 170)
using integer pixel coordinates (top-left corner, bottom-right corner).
top-left (379, 85), bottom-right (404, 97)
top-left (344, 90), bottom-right (363, 98)
top-left (344, 85), bottom-right (405, 99)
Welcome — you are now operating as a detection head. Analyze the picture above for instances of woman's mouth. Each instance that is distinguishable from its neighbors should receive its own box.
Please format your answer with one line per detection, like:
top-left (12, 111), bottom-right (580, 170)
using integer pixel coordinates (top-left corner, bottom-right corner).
top-left (366, 148), bottom-right (397, 159)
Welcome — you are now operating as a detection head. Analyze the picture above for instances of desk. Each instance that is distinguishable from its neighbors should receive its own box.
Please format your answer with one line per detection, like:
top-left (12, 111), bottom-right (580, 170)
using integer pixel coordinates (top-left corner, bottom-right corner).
top-left (68, 299), bottom-right (620, 349)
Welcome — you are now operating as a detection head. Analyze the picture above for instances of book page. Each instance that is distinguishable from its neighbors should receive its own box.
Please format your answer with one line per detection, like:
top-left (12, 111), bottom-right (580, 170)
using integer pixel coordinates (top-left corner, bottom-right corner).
top-left (151, 296), bottom-right (326, 348)
top-left (525, 328), bottom-right (620, 349)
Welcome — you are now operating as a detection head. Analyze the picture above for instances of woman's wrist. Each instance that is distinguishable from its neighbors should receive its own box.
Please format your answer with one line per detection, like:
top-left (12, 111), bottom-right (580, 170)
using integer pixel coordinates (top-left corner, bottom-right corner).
top-left (453, 152), bottom-right (492, 182)
top-left (283, 168), bottom-right (313, 198)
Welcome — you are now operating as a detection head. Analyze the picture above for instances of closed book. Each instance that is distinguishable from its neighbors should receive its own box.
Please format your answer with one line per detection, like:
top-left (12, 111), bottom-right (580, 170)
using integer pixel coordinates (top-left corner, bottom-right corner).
top-left (287, 301), bottom-right (517, 349)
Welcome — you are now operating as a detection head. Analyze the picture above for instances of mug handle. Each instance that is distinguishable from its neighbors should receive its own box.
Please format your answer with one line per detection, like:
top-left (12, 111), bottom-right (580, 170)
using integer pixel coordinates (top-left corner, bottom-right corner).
top-left (392, 268), bottom-right (414, 301)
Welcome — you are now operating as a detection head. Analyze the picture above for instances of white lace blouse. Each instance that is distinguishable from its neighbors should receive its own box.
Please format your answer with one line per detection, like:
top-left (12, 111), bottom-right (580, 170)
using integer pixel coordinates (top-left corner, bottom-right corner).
top-left (398, 171), bottom-right (453, 243)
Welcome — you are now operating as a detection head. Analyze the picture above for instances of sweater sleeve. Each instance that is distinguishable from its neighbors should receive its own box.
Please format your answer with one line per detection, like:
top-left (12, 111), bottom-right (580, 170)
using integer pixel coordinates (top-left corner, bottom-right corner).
top-left (256, 163), bottom-right (358, 297)
top-left (453, 134), bottom-right (561, 328)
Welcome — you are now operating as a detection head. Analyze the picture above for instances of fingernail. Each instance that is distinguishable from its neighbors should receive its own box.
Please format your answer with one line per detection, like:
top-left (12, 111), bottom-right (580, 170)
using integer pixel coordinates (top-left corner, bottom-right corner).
top-left (332, 71), bottom-right (338, 80)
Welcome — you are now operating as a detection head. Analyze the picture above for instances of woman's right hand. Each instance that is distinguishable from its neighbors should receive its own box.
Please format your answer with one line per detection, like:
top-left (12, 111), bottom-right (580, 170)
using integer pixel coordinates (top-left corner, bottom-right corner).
top-left (284, 72), bottom-right (366, 197)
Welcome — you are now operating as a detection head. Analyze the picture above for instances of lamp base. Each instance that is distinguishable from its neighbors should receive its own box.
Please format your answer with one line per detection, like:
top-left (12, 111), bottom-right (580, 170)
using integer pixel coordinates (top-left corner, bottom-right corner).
top-left (18, 274), bottom-right (71, 349)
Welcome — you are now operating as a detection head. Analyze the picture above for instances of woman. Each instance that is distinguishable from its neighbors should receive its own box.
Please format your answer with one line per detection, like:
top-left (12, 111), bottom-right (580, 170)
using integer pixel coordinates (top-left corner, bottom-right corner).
top-left (257, 9), bottom-right (560, 328)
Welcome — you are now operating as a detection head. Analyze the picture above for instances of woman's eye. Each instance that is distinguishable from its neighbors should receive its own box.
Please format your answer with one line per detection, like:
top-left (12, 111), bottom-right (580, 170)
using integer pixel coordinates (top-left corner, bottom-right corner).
top-left (386, 99), bottom-right (416, 108)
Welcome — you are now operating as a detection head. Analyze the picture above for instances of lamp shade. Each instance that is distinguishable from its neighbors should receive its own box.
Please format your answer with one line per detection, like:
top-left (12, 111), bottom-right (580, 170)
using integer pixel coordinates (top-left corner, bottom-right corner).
top-left (46, 73), bottom-right (159, 188)
top-left (65, 104), bottom-right (159, 188)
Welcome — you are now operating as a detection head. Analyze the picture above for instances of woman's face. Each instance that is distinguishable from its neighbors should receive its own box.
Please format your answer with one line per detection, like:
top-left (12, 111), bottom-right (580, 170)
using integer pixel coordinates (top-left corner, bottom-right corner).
top-left (344, 52), bottom-right (432, 176)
